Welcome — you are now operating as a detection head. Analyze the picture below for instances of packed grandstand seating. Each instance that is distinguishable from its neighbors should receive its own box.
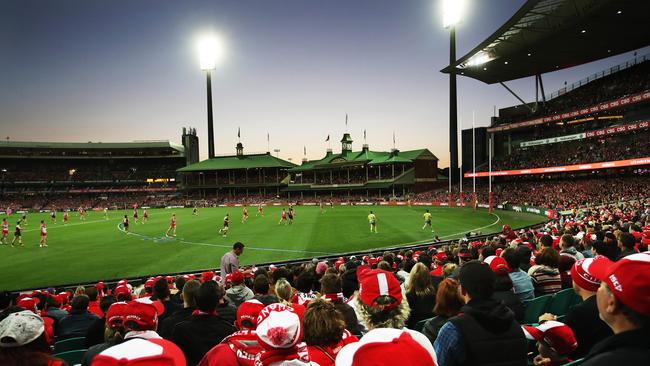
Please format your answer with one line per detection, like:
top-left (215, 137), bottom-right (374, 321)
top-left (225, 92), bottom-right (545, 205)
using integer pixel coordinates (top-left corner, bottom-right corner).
top-left (490, 129), bottom-right (650, 171)
top-left (1, 191), bottom-right (648, 365)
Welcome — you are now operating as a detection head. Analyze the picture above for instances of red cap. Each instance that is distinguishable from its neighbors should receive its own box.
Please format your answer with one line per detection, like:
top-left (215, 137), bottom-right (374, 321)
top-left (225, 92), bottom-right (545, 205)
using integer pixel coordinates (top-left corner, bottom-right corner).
top-left (96, 282), bottom-right (105, 290)
top-left (522, 321), bottom-right (577, 356)
top-left (358, 269), bottom-right (402, 311)
top-left (435, 252), bottom-right (448, 262)
top-left (336, 328), bottom-right (436, 366)
top-left (144, 278), bottom-right (155, 289)
top-left (335, 259), bottom-right (345, 270)
top-left (589, 253), bottom-right (650, 317)
top-left (483, 256), bottom-right (510, 275)
top-left (124, 298), bottom-right (165, 330)
top-left (231, 271), bottom-right (245, 285)
top-left (105, 302), bottom-right (129, 329)
top-left (570, 258), bottom-right (600, 292)
top-left (165, 276), bottom-right (175, 284)
top-left (201, 271), bottom-right (215, 283)
top-left (114, 285), bottom-right (133, 301)
top-left (236, 299), bottom-right (265, 329)
top-left (92, 338), bottom-right (185, 366)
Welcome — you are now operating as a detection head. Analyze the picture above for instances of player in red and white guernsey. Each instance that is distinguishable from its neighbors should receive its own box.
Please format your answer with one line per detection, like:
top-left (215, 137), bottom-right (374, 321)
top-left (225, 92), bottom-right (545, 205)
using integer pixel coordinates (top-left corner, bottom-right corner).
top-left (79, 207), bottom-right (86, 221)
top-left (142, 208), bottom-right (149, 223)
top-left (219, 214), bottom-right (230, 237)
top-left (165, 213), bottom-right (177, 237)
top-left (39, 220), bottom-right (48, 248)
top-left (256, 204), bottom-right (264, 217)
top-left (63, 211), bottom-right (69, 225)
top-left (1, 218), bottom-right (8, 245)
top-left (242, 207), bottom-right (249, 223)
top-left (278, 209), bottom-right (288, 225)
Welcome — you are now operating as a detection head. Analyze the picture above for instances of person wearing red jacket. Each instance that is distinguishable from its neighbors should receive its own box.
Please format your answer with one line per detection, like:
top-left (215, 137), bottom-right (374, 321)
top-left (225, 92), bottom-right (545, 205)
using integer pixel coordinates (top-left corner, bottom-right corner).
top-left (199, 299), bottom-right (266, 366)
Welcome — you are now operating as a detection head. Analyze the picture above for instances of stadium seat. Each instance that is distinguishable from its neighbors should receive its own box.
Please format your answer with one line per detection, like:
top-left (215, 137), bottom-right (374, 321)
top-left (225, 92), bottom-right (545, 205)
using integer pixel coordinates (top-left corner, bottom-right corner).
top-left (53, 349), bottom-right (86, 366)
top-left (413, 317), bottom-right (432, 333)
top-left (522, 295), bottom-right (552, 325)
top-left (54, 337), bottom-right (86, 353)
top-left (545, 288), bottom-right (582, 317)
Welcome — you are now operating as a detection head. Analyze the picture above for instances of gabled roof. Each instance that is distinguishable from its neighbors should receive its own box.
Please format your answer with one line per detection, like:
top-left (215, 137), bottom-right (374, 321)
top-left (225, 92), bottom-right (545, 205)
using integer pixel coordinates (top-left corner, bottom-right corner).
top-left (177, 153), bottom-right (296, 172)
top-left (441, 0), bottom-right (650, 84)
top-left (288, 148), bottom-right (437, 172)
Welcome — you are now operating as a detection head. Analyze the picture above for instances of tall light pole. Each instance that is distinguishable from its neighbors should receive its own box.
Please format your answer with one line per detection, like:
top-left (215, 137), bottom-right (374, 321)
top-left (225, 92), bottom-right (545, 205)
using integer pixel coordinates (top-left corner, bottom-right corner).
top-left (198, 35), bottom-right (224, 159)
top-left (442, 0), bottom-right (464, 184)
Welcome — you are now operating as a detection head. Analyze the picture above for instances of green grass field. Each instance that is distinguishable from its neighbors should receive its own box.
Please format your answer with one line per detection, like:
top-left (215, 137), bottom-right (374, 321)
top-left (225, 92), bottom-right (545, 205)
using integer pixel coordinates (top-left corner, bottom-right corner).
top-left (0, 205), bottom-right (544, 291)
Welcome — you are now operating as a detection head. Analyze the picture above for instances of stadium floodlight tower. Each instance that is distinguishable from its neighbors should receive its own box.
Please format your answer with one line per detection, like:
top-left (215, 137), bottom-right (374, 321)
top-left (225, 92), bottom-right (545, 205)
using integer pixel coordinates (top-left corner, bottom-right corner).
top-left (198, 34), bottom-right (224, 159)
top-left (442, 0), bottom-right (464, 196)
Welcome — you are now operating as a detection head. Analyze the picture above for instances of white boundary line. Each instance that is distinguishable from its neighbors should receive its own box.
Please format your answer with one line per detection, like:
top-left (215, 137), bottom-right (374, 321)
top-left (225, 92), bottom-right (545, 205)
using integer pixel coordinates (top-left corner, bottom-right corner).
top-left (116, 223), bottom-right (336, 256)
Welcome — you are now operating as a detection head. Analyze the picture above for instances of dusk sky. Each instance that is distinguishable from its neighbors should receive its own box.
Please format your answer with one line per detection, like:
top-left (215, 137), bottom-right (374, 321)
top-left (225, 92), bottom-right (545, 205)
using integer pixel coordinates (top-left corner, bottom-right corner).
top-left (1, 0), bottom-right (647, 166)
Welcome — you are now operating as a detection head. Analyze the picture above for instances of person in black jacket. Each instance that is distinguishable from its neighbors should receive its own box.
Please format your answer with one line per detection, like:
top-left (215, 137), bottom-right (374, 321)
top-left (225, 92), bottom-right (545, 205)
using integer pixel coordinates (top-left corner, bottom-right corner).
top-left (170, 280), bottom-right (236, 366)
top-left (485, 256), bottom-right (524, 323)
top-left (434, 261), bottom-right (527, 366)
top-left (581, 254), bottom-right (650, 366)
top-left (84, 295), bottom-right (116, 348)
top-left (159, 279), bottom-right (200, 339)
top-left (423, 278), bottom-right (463, 344)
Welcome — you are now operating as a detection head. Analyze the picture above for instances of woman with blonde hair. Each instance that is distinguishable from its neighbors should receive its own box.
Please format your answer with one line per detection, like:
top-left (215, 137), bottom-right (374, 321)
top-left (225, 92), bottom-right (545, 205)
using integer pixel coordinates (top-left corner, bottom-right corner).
top-left (404, 262), bottom-right (436, 329)
top-left (274, 278), bottom-right (306, 319)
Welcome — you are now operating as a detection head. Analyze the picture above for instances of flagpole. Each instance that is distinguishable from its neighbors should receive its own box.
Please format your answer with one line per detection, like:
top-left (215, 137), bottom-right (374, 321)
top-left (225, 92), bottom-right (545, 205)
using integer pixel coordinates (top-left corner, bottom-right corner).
top-left (267, 133), bottom-right (270, 153)
top-left (458, 119), bottom-right (463, 208)
top-left (448, 159), bottom-right (452, 208)
top-left (489, 136), bottom-right (493, 213)
top-left (472, 111), bottom-right (476, 212)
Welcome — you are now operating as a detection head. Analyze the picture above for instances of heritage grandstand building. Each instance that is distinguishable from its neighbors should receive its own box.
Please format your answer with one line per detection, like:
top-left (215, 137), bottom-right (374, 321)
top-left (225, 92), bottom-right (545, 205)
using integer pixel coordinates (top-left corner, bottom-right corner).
top-left (176, 133), bottom-right (439, 199)
top-left (286, 133), bottom-right (439, 198)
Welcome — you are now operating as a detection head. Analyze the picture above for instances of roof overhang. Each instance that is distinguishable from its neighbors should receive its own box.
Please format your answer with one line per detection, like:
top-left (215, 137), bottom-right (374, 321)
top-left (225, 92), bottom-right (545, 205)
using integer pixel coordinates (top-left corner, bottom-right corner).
top-left (441, 0), bottom-right (650, 84)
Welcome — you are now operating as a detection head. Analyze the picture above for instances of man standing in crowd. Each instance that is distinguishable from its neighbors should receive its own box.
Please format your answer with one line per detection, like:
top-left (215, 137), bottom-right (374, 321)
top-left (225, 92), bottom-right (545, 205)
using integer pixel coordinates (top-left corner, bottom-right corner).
top-left (434, 261), bottom-right (527, 366)
top-left (221, 242), bottom-right (245, 281)
top-left (580, 253), bottom-right (650, 365)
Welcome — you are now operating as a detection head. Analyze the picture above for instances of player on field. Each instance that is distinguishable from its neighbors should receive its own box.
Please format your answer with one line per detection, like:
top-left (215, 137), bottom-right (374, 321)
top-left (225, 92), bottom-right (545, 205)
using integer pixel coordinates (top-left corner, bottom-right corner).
top-left (219, 214), bottom-right (230, 237)
top-left (367, 211), bottom-right (378, 233)
top-left (142, 208), bottom-right (148, 223)
top-left (192, 207), bottom-right (198, 216)
top-left (63, 211), bottom-right (69, 225)
top-left (320, 200), bottom-right (324, 213)
top-left (329, 198), bottom-right (334, 209)
top-left (165, 213), bottom-right (176, 237)
top-left (50, 209), bottom-right (56, 223)
top-left (20, 213), bottom-right (28, 226)
top-left (103, 207), bottom-right (108, 220)
top-left (39, 220), bottom-right (48, 248)
top-left (123, 215), bottom-right (129, 233)
top-left (288, 206), bottom-right (295, 225)
top-left (79, 207), bottom-right (86, 221)
top-left (1, 218), bottom-right (8, 245)
top-left (11, 221), bottom-right (23, 247)
top-left (256, 204), bottom-right (264, 217)
top-left (422, 209), bottom-right (434, 232)
top-left (133, 208), bottom-right (139, 224)
top-left (242, 206), bottom-right (249, 223)
top-left (278, 209), bottom-right (288, 225)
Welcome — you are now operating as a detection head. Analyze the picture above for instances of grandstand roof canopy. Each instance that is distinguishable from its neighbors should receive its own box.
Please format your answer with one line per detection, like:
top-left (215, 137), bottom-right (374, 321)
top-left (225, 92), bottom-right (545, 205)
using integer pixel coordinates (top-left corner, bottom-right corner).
top-left (177, 153), bottom-right (296, 172)
top-left (0, 140), bottom-right (184, 152)
top-left (441, 0), bottom-right (650, 84)
top-left (289, 148), bottom-right (437, 172)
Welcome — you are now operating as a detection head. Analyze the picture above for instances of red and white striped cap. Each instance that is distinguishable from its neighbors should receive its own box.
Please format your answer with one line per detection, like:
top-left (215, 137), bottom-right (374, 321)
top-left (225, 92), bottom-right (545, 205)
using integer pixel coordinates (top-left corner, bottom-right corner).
top-left (358, 269), bottom-right (402, 311)
top-left (92, 338), bottom-right (185, 366)
top-left (522, 321), bottom-right (577, 356)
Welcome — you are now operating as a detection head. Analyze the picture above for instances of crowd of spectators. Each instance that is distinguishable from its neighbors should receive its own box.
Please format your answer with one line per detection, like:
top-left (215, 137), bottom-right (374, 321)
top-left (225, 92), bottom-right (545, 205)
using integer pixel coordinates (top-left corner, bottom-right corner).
top-left (489, 129), bottom-right (650, 171)
top-left (495, 60), bottom-right (650, 126)
top-left (1, 193), bottom-right (649, 365)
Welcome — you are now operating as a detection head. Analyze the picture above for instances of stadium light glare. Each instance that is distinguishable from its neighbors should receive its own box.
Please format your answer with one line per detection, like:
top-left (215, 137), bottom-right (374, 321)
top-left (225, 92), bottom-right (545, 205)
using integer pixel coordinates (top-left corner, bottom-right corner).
top-left (197, 34), bottom-right (224, 70)
top-left (442, 0), bottom-right (464, 28)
